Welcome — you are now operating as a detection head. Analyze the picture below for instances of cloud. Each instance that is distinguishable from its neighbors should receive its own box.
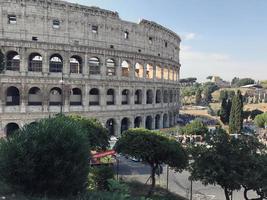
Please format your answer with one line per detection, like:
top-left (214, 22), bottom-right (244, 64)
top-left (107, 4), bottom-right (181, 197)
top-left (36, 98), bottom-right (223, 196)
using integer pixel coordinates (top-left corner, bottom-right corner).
top-left (183, 33), bottom-right (197, 41)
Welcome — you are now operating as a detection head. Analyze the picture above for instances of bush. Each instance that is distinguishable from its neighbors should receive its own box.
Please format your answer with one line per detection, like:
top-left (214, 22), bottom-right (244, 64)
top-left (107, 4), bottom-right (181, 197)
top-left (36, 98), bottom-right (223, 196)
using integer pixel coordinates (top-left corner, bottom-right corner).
top-left (90, 165), bottom-right (114, 191)
top-left (0, 115), bottom-right (90, 196)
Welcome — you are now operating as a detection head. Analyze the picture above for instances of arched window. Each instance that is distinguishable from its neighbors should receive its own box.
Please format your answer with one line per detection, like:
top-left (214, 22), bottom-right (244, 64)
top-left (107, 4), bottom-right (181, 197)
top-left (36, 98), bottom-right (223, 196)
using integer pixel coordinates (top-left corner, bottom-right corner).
top-left (29, 53), bottom-right (42, 72)
top-left (156, 65), bottom-right (162, 79)
top-left (169, 68), bottom-right (174, 81)
top-left (135, 63), bottom-right (143, 78)
top-left (5, 123), bottom-right (19, 138)
top-left (146, 89), bottom-right (153, 104)
top-left (121, 60), bottom-right (130, 77)
top-left (49, 87), bottom-right (62, 105)
top-left (106, 59), bottom-right (116, 76)
top-left (146, 64), bottom-right (153, 79)
top-left (70, 56), bottom-right (82, 74)
top-left (163, 114), bottom-right (168, 128)
top-left (163, 90), bottom-right (169, 103)
top-left (134, 116), bottom-right (142, 128)
top-left (28, 87), bottom-right (42, 105)
top-left (107, 89), bottom-right (115, 105)
top-left (49, 54), bottom-right (63, 73)
top-left (169, 113), bottom-right (173, 127)
top-left (106, 119), bottom-right (116, 136)
top-left (156, 90), bottom-right (161, 103)
top-left (121, 118), bottom-right (130, 134)
top-left (155, 114), bottom-right (161, 129)
top-left (6, 51), bottom-right (20, 71)
top-left (89, 57), bottom-right (100, 75)
top-left (145, 116), bottom-right (153, 130)
top-left (135, 90), bottom-right (142, 104)
top-left (169, 90), bottom-right (173, 103)
top-left (163, 67), bottom-right (169, 80)
top-left (6, 86), bottom-right (20, 106)
top-left (122, 89), bottom-right (130, 105)
top-left (70, 88), bottom-right (82, 106)
top-left (89, 88), bottom-right (100, 105)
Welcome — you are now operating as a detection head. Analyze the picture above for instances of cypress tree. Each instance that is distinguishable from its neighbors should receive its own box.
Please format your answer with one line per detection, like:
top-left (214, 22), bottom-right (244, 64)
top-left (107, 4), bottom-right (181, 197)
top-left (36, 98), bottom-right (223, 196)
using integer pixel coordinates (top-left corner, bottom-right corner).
top-left (229, 90), bottom-right (243, 134)
top-left (220, 98), bottom-right (228, 124)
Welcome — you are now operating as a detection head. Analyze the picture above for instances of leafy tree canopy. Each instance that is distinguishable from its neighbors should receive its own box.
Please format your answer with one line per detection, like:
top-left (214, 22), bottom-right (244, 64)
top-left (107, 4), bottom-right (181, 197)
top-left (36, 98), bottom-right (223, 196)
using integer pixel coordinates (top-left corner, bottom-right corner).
top-left (254, 112), bottom-right (267, 128)
top-left (179, 120), bottom-right (208, 136)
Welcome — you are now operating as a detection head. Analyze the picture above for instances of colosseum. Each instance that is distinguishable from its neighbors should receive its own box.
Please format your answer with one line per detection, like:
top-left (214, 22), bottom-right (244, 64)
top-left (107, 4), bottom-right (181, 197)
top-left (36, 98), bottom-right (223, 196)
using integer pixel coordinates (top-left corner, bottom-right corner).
top-left (0, 0), bottom-right (181, 137)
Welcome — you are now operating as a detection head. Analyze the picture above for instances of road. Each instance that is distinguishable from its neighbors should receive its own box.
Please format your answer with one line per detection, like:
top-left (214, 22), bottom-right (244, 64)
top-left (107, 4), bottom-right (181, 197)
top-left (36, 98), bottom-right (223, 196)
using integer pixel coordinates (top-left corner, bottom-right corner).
top-left (115, 155), bottom-right (257, 200)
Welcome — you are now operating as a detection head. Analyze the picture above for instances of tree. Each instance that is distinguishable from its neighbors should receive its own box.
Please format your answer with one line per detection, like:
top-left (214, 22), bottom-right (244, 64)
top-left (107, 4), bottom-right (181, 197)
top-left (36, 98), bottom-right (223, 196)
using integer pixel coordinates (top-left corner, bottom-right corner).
top-left (190, 128), bottom-right (242, 200)
top-left (229, 90), bottom-right (243, 134)
top-left (206, 76), bottom-right (213, 80)
top-left (0, 49), bottom-right (4, 73)
top-left (195, 89), bottom-right (202, 105)
top-left (219, 90), bottom-right (228, 102)
top-left (250, 109), bottom-right (264, 120)
top-left (231, 77), bottom-right (239, 87)
top-left (236, 78), bottom-right (255, 87)
top-left (114, 128), bottom-right (188, 194)
top-left (68, 115), bottom-right (110, 151)
top-left (202, 82), bottom-right (219, 104)
top-left (254, 112), bottom-right (267, 128)
top-left (179, 120), bottom-right (208, 136)
top-left (220, 98), bottom-right (229, 124)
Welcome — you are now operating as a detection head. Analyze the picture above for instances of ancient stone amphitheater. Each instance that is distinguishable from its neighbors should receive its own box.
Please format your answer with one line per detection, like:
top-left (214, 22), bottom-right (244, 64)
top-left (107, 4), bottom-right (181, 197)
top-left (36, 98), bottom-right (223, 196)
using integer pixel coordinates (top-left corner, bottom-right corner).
top-left (0, 0), bottom-right (181, 137)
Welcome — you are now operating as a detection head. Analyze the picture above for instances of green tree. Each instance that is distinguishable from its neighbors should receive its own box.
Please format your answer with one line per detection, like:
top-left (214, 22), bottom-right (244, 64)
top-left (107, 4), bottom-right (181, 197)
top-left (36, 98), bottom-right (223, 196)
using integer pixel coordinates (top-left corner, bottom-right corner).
top-left (236, 78), bottom-right (255, 87)
top-left (69, 115), bottom-right (110, 151)
top-left (0, 49), bottom-right (4, 73)
top-left (250, 109), bottom-right (264, 120)
top-left (115, 128), bottom-right (188, 194)
top-left (195, 89), bottom-right (202, 105)
top-left (231, 77), bottom-right (239, 87)
top-left (219, 90), bottom-right (228, 102)
top-left (229, 90), bottom-right (243, 134)
top-left (220, 98), bottom-right (229, 124)
top-left (0, 115), bottom-right (90, 196)
top-left (254, 112), bottom-right (267, 128)
top-left (202, 82), bottom-right (219, 104)
top-left (179, 120), bottom-right (208, 136)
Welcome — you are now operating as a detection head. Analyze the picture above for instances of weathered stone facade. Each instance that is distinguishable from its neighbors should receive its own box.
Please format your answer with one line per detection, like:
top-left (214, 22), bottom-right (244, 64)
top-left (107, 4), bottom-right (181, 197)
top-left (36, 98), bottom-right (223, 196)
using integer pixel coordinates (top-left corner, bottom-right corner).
top-left (0, 0), bottom-right (181, 137)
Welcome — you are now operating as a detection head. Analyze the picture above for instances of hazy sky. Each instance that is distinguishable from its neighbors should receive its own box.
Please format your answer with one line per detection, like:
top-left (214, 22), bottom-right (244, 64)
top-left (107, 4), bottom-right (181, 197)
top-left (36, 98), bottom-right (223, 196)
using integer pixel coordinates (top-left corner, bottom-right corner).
top-left (66, 0), bottom-right (267, 82)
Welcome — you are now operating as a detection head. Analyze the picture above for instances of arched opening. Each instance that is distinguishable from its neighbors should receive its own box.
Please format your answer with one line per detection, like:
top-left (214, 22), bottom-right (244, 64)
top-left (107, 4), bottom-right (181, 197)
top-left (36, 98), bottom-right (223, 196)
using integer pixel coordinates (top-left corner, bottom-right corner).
top-left (6, 86), bottom-right (20, 106)
top-left (156, 65), bottom-right (162, 79)
top-left (163, 90), bottom-right (169, 103)
top-left (106, 59), bottom-right (116, 76)
top-left (169, 68), bottom-right (174, 81)
top-left (135, 90), bottom-right (142, 104)
top-left (163, 114), bottom-right (168, 128)
top-left (89, 88), bottom-right (100, 105)
top-left (122, 89), bottom-right (130, 105)
top-left (121, 60), bottom-right (130, 77)
top-left (107, 89), bottom-right (115, 105)
top-left (106, 119), bottom-right (116, 136)
top-left (70, 88), bottom-right (82, 106)
top-left (156, 90), bottom-right (161, 103)
top-left (70, 55), bottom-right (82, 74)
top-left (145, 116), bottom-right (153, 130)
top-left (6, 51), bottom-right (20, 71)
top-left (134, 116), bottom-right (142, 128)
top-left (49, 54), bottom-right (63, 73)
top-left (163, 67), bottom-right (169, 80)
top-left (146, 64), bottom-right (154, 79)
top-left (169, 113), bottom-right (173, 127)
top-left (49, 87), bottom-right (62, 105)
top-left (155, 114), bottom-right (161, 129)
top-left (5, 123), bottom-right (19, 138)
top-left (28, 87), bottom-right (42, 105)
top-left (28, 53), bottom-right (42, 72)
top-left (169, 90), bottom-right (173, 103)
top-left (146, 89), bottom-right (153, 104)
top-left (121, 118), bottom-right (130, 134)
top-left (135, 63), bottom-right (143, 78)
top-left (89, 57), bottom-right (100, 75)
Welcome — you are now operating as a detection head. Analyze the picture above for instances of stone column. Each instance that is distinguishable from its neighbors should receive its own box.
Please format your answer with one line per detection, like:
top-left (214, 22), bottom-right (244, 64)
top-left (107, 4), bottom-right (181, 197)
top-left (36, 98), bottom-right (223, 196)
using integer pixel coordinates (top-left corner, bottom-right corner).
top-left (63, 84), bottom-right (70, 112)
top-left (63, 52), bottom-right (70, 78)
top-left (100, 86), bottom-right (106, 109)
top-left (83, 53), bottom-right (89, 78)
top-left (20, 84), bottom-right (27, 113)
top-left (117, 58), bottom-right (122, 80)
top-left (142, 88), bottom-right (146, 105)
top-left (20, 48), bottom-right (27, 76)
top-left (43, 51), bottom-right (49, 76)
top-left (84, 84), bottom-right (89, 111)
top-left (116, 86), bottom-right (122, 106)
top-left (0, 83), bottom-right (4, 113)
top-left (101, 55), bottom-right (106, 77)
top-left (42, 85), bottom-right (49, 113)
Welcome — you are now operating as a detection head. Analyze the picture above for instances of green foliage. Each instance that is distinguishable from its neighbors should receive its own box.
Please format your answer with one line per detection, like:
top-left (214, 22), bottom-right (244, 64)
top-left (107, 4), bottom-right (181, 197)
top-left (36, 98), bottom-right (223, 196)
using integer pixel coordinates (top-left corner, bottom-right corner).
top-left (206, 76), bottom-right (212, 80)
top-left (0, 49), bottom-right (4, 73)
top-left (0, 115), bottom-right (90, 196)
top-left (179, 120), bottom-right (208, 136)
top-left (115, 128), bottom-right (188, 193)
top-left (219, 98), bottom-right (230, 124)
top-left (179, 77), bottom-right (197, 85)
top-left (69, 115), bottom-right (110, 151)
top-left (229, 90), bottom-right (243, 134)
top-left (89, 166), bottom-right (114, 191)
top-left (202, 82), bottom-right (219, 104)
top-left (219, 90), bottom-right (228, 102)
top-left (250, 109), bottom-right (264, 120)
top-left (195, 89), bottom-right (202, 105)
top-left (254, 112), bottom-right (267, 128)
top-left (231, 77), bottom-right (255, 87)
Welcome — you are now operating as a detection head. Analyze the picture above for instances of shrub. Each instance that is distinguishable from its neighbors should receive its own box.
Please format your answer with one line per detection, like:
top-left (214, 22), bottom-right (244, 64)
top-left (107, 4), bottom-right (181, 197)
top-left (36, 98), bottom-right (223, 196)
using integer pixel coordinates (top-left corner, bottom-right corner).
top-left (90, 165), bottom-right (114, 191)
top-left (0, 115), bottom-right (90, 196)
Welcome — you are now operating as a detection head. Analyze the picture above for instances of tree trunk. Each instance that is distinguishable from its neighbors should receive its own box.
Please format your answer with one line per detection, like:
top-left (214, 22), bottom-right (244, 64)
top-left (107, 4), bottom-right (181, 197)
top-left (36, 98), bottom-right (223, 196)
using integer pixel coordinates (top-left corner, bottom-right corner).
top-left (148, 164), bottom-right (157, 195)
top-left (244, 188), bottom-right (250, 200)
top-left (224, 188), bottom-right (231, 200)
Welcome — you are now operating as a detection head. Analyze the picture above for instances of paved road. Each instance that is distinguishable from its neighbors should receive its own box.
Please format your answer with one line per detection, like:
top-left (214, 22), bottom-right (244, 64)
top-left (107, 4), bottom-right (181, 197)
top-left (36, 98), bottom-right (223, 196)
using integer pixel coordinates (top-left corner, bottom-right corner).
top-left (116, 155), bottom-right (257, 200)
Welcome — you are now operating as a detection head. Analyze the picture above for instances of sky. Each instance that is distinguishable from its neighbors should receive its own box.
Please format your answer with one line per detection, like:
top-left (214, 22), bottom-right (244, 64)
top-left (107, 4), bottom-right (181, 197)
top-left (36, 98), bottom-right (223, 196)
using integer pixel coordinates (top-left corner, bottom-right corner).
top-left (66, 0), bottom-right (267, 82)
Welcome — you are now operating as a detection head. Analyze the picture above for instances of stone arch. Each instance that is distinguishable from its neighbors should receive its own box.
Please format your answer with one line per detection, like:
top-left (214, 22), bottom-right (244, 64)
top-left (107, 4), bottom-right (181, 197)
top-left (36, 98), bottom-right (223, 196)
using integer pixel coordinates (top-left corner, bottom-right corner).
top-left (163, 90), bottom-right (169, 103)
top-left (135, 63), bottom-right (144, 78)
top-left (5, 122), bottom-right (19, 137)
top-left (107, 89), bottom-right (115, 105)
top-left (134, 116), bottom-right (142, 128)
top-left (121, 60), bottom-right (130, 77)
top-left (28, 53), bottom-right (42, 72)
top-left (122, 89), bottom-right (130, 105)
top-left (70, 55), bottom-right (82, 74)
top-left (155, 114), bottom-right (161, 129)
top-left (146, 89), bottom-right (153, 104)
top-left (49, 54), bottom-right (63, 73)
top-left (106, 58), bottom-right (116, 76)
top-left (6, 86), bottom-right (20, 106)
top-left (163, 113), bottom-right (168, 128)
top-left (70, 88), bottom-right (82, 106)
top-left (28, 87), bottom-right (42, 105)
top-left (49, 87), bottom-right (62, 105)
top-left (89, 88), bottom-right (100, 105)
top-left (135, 89), bottom-right (142, 104)
top-left (156, 89), bottom-right (161, 103)
top-left (89, 57), bottom-right (100, 75)
top-left (145, 115), bottom-right (153, 130)
top-left (121, 117), bottom-right (130, 134)
top-left (6, 51), bottom-right (20, 71)
top-left (106, 118), bottom-right (117, 136)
